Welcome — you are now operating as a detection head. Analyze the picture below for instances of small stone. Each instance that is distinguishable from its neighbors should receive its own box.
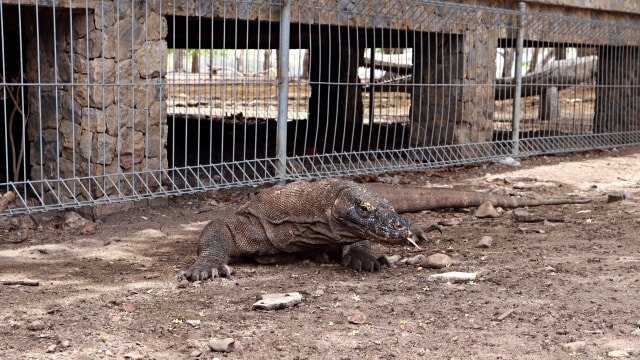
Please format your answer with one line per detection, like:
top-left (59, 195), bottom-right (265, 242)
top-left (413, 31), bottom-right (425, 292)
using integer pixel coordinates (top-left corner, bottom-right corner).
top-left (124, 353), bottom-right (144, 359)
top-left (60, 340), bottom-right (71, 348)
top-left (348, 311), bottom-right (367, 324)
top-left (27, 320), bottom-right (46, 331)
top-left (252, 292), bottom-right (302, 310)
top-left (105, 350), bottom-right (114, 356)
top-left (177, 279), bottom-right (190, 288)
top-left (208, 338), bottom-right (235, 352)
top-left (186, 320), bottom-right (201, 327)
top-left (543, 220), bottom-right (556, 227)
top-left (437, 219), bottom-right (459, 227)
top-left (607, 350), bottom-right (630, 358)
top-left (607, 193), bottom-right (632, 203)
top-left (561, 341), bottom-right (586, 353)
top-left (190, 350), bottom-right (202, 357)
top-left (63, 211), bottom-right (89, 229)
top-left (512, 182), bottom-right (526, 189)
top-left (512, 208), bottom-right (531, 221)
top-left (46, 344), bottom-right (57, 353)
top-left (385, 254), bottom-right (402, 266)
top-left (405, 254), bottom-right (425, 265)
top-left (420, 253), bottom-right (454, 269)
top-left (476, 236), bottom-right (493, 248)
top-left (632, 328), bottom-right (640, 336)
top-left (474, 201), bottom-right (500, 218)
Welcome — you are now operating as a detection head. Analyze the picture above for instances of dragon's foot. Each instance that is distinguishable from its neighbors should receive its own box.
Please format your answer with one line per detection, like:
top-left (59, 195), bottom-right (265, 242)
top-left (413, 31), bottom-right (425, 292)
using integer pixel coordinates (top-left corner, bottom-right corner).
top-left (181, 261), bottom-right (233, 281)
top-left (342, 241), bottom-right (389, 273)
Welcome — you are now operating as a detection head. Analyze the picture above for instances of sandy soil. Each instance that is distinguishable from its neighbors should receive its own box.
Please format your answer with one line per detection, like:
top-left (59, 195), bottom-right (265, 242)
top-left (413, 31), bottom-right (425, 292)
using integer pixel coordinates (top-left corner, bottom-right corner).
top-left (1, 146), bottom-right (640, 359)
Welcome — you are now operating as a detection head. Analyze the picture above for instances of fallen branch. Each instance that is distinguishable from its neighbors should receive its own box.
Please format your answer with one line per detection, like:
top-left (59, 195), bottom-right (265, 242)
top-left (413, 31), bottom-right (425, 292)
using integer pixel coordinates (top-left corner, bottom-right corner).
top-left (1, 279), bottom-right (39, 286)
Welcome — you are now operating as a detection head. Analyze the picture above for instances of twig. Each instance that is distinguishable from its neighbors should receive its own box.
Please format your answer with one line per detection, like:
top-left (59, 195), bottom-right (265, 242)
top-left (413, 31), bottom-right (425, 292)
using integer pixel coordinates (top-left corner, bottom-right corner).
top-left (1, 279), bottom-right (39, 286)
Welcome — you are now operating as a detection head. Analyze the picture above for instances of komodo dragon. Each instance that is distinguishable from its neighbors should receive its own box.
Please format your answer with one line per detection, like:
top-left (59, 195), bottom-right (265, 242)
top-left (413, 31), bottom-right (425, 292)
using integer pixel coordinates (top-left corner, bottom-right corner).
top-left (183, 179), bottom-right (592, 281)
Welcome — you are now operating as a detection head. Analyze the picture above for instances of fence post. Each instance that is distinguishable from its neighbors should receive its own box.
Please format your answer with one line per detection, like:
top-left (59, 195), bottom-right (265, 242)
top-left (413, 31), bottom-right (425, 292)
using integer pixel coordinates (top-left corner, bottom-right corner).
top-left (276, 0), bottom-right (291, 185)
top-left (511, 2), bottom-right (526, 156)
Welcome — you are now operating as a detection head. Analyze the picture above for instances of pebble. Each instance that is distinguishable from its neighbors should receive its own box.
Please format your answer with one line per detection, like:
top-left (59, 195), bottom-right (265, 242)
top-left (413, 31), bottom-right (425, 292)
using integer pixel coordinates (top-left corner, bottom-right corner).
top-left (60, 340), bottom-right (71, 348)
top-left (252, 292), bottom-right (301, 310)
top-left (190, 350), bottom-right (203, 357)
top-left (607, 350), bottom-right (630, 358)
top-left (186, 320), bottom-right (201, 327)
top-left (631, 328), bottom-right (640, 336)
top-left (405, 254), bottom-right (425, 265)
top-left (512, 182), bottom-right (526, 189)
top-left (348, 311), bottom-right (367, 325)
top-left (512, 208), bottom-right (531, 221)
top-left (437, 219), bottom-right (459, 227)
top-left (476, 236), bottom-right (493, 248)
top-left (420, 253), bottom-right (454, 269)
top-left (63, 211), bottom-right (89, 230)
top-left (124, 353), bottom-right (144, 359)
top-left (27, 320), bottom-right (46, 331)
top-left (385, 254), bottom-right (402, 266)
top-left (46, 344), bottom-right (57, 353)
top-left (208, 338), bottom-right (235, 352)
top-left (474, 202), bottom-right (500, 218)
top-left (177, 279), bottom-right (190, 288)
top-left (607, 193), bottom-right (633, 203)
top-left (560, 341), bottom-right (586, 353)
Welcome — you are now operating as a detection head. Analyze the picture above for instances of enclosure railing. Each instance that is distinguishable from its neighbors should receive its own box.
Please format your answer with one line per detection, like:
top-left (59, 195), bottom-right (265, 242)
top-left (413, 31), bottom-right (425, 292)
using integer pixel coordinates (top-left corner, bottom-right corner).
top-left (1, 0), bottom-right (639, 214)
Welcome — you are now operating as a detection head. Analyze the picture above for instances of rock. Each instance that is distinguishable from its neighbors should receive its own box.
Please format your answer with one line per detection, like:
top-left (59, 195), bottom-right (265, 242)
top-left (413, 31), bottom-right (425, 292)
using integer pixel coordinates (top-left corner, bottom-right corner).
top-left (123, 352), bottom-right (144, 359)
top-left (60, 340), bottom-right (71, 348)
top-left (632, 328), bottom-right (640, 336)
top-left (186, 320), bottom-right (201, 327)
top-left (607, 350), bottom-right (630, 358)
top-left (474, 201), bottom-right (500, 218)
top-left (405, 254), bottom-right (425, 265)
top-left (385, 254), bottom-right (402, 266)
top-left (512, 182), bottom-right (526, 189)
top-left (177, 279), bottom-right (190, 288)
top-left (427, 272), bottom-right (476, 283)
top-left (476, 236), bottom-right (493, 248)
top-left (420, 253), bottom-right (454, 269)
top-left (512, 208), bottom-right (531, 221)
top-left (348, 311), bottom-right (367, 324)
top-left (208, 338), bottom-right (235, 352)
top-left (252, 292), bottom-right (302, 310)
top-left (63, 211), bottom-right (89, 229)
top-left (560, 341), bottom-right (586, 353)
top-left (46, 344), bottom-right (57, 353)
top-left (27, 320), bottom-right (46, 331)
top-left (190, 350), bottom-right (202, 357)
top-left (607, 193), bottom-right (632, 203)
top-left (438, 219), bottom-right (459, 227)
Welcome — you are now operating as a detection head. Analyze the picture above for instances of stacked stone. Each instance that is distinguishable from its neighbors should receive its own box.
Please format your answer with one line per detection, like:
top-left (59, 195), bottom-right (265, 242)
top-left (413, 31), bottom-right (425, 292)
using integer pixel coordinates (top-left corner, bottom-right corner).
top-left (26, 2), bottom-right (168, 204)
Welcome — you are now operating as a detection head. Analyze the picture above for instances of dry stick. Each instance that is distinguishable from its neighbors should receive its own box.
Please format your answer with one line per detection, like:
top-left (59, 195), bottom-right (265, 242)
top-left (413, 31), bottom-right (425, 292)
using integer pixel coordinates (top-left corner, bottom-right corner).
top-left (1, 279), bottom-right (39, 286)
top-left (7, 83), bottom-right (29, 183)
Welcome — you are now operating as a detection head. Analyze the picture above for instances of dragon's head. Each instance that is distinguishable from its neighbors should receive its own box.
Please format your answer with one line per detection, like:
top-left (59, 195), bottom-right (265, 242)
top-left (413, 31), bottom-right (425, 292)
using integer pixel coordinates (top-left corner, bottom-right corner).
top-left (330, 182), bottom-right (413, 244)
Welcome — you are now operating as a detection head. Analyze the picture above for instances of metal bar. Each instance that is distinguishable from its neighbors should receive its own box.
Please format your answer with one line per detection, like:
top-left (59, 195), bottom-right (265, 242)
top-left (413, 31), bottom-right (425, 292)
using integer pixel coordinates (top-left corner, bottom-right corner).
top-left (276, 0), bottom-right (291, 184)
top-left (511, 2), bottom-right (526, 156)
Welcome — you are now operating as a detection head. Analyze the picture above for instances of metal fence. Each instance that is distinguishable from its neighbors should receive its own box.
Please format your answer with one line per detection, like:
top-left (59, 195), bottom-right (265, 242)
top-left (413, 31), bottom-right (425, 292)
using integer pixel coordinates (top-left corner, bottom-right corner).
top-left (1, 0), bottom-right (639, 215)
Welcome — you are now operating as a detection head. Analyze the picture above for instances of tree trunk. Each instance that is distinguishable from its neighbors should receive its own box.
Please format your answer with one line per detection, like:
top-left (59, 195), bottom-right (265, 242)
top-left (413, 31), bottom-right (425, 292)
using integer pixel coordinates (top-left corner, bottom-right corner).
top-left (173, 49), bottom-right (186, 72)
top-left (495, 55), bottom-right (597, 100)
top-left (191, 51), bottom-right (200, 73)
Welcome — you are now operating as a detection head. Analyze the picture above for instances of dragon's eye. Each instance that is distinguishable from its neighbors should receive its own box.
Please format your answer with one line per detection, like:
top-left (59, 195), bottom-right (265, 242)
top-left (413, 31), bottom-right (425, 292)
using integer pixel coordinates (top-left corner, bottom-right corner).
top-left (359, 202), bottom-right (374, 212)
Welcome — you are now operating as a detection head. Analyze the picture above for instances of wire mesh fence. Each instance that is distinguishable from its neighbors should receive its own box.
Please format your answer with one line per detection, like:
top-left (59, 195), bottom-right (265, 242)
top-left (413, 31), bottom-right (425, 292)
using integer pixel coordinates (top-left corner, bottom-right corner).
top-left (0, 0), bottom-right (639, 215)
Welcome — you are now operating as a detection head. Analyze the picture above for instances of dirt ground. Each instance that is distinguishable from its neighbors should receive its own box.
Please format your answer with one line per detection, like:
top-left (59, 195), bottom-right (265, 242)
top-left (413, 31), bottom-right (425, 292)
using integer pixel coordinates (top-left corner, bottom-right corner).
top-left (2, 147), bottom-right (640, 359)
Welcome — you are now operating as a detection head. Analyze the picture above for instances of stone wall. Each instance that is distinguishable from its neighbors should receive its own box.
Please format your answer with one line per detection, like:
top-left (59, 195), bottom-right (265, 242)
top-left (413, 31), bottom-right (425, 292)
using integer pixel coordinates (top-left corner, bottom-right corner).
top-left (25, 3), bottom-right (168, 204)
top-left (410, 29), bottom-right (495, 150)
